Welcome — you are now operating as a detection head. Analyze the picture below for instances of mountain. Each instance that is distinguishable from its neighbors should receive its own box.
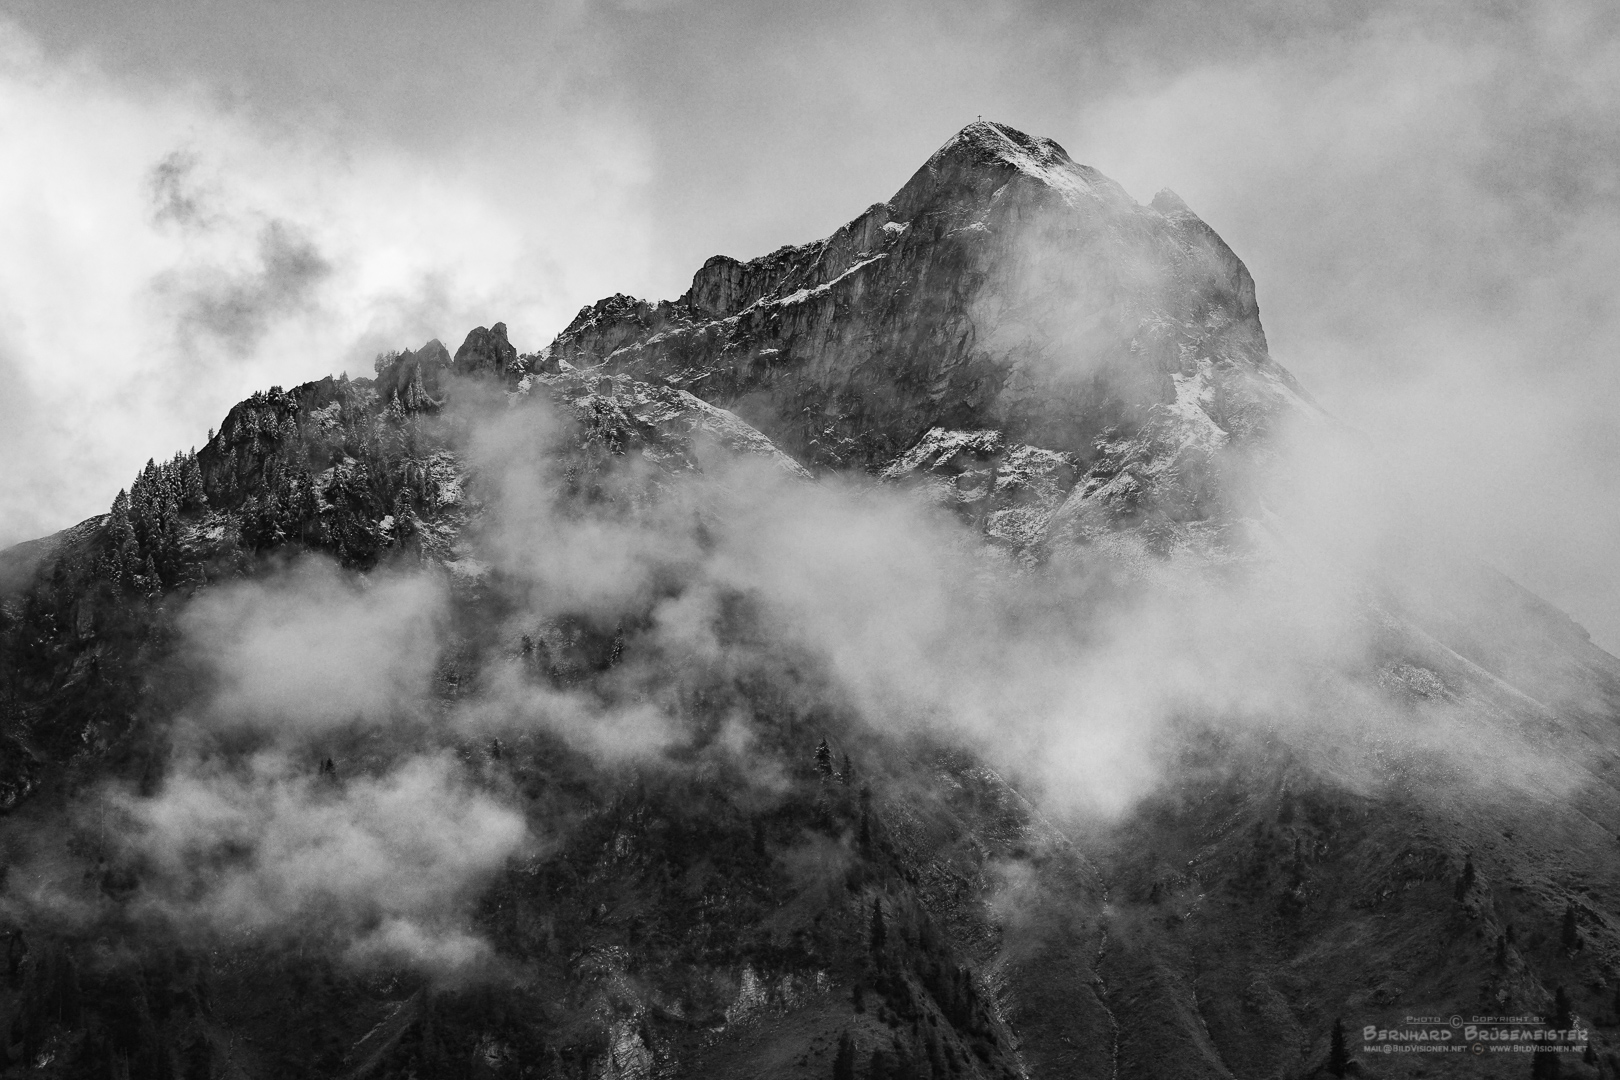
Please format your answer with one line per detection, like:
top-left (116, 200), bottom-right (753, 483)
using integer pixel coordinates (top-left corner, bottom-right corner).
top-left (3, 120), bottom-right (1620, 1080)
top-left (553, 121), bottom-right (1303, 460)
top-left (551, 121), bottom-right (1309, 559)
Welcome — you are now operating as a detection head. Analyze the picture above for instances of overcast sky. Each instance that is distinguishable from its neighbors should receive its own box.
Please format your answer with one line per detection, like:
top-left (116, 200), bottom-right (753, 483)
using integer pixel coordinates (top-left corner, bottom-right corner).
top-left (0, 0), bottom-right (1615, 648)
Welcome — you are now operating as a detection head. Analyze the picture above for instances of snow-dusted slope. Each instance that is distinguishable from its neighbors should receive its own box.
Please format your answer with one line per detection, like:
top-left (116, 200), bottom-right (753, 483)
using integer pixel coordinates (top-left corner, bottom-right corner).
top-left (548, 120), bottom-right (1325, 562)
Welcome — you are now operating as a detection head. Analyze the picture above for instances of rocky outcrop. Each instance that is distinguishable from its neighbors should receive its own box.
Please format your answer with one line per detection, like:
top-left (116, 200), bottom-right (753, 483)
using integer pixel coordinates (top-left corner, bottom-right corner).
top-left (879, 427), bottom-right (1078, 553)
top-left (531, 369), bottom-right (811, 483)
top-left (453, 321), bottom-right (521, 380)
top-left (372, 325), bottom-right (533, 407)
top-left (548, 121), bottom-right (1313, 500)
top-left (372, 337), bottom-right (452, 401)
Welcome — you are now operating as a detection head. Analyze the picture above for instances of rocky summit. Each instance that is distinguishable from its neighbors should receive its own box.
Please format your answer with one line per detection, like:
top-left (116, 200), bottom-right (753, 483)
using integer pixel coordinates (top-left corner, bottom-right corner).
top-left (2, 121), bottom-right (1619, 1080)
top-left (552, 121), bottom-right (1309, 556)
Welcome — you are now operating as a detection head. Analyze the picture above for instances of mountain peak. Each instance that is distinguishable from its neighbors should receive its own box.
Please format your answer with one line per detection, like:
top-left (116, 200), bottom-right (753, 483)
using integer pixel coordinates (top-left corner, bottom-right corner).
top-left (549, 119), bottom-right (1279, 478)
top-left (935, 119), bottom-right (1075, 170)
top-left (891, 119), bottom-right (1136, 219)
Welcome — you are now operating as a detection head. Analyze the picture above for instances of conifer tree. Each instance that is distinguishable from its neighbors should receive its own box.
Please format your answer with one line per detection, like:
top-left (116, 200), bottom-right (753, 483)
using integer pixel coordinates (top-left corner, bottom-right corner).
top-left (96, 547), bottom-right (122, 591)
top-left (182, 453), bottom-right (207, 509)
top-left (1562, 903), bottom-right (1580, 951)
top-left (815, 739), bottom-right (833, 779)
top-left (1454, 855), bottom-right (1475, 900)
top-left (404, 365), bottom-right (430, 412)
top-left (870, 898), bottom-right (886, 956)
top-left (1329, 1017), bottom-right (1347, 1076)
top-left (157, 487), bottom-right (182, 569)
top-left (1554, 986), bottom-right (1573, 1030)
top-left (391, 489), bottom-right (414, 542)
top-left (291, 471), bottom-right (319, 542)
top-left (832, 1032), bottom-right (856, 1080)
top-left (108, 489), bottom-right (133, 538)
top-left (262, 491), bottom-right (285, 547)
top-left (107, 490), bottom-right (140, 589)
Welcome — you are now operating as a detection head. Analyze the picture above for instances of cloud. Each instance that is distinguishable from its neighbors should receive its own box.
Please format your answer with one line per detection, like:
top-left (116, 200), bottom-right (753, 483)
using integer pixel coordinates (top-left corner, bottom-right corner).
top-left (458, 662), bottom-right (686, 763)
top-left (3, 0), bottom-right (1610, 1010)
top-left (0, 12), bottom-right (656, 549)
top-left (8, 359), bottom-right (1579, 978)
top-left (3, 0), bottom-right (1612, 666)
top-left (146, 148), bottom-right (209, 229)
top-left (1071, 2), bottom-right (1620, 649)
top-left (460, 397), bottom-right (712, 617)
top-left (115, 751), bottom-right (528, 974)
top-left (447, 392), bottom-right (1580, 818)
top-left (0, 0), bottom-right (1608, 918)
top-left (0, 338), bottom-right (66, 548)
top-left (180, 559), bottom-right (447, 736)
top-left (162, 218), bottom-right (333, 349)
top-left (46, 556), bottom-right (524, 975)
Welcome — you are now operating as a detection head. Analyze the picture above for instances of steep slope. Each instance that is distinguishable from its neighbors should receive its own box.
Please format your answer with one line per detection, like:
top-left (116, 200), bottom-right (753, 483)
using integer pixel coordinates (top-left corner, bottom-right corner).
top-left (1, 121), bottom-right (1618, 1080)
top-left (0, 323), bottom-right (1075, 1079)
top-left (550, 120), bottom-right (1313, 557)
top-left (552, 121), bottom-right (1305, 461)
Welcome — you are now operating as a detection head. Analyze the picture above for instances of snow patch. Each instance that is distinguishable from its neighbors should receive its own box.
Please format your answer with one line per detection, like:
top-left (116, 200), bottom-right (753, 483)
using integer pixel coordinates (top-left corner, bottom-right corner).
top-left (744, 253), bottom-right (887, 314)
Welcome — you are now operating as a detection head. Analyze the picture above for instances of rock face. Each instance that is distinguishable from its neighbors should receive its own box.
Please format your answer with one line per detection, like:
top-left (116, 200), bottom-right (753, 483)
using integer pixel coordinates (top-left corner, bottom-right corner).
top-left (878, 427), bottom-right (1079, 553)
top-left (2, 122), bottom-right (1620, 1080)
top-left (454, 321), bottom-right (521, 380)
top-left (372, 337), bottom-right (453, 401)
top-left (551, 121), bottom-right (1308, 477)
top-left (551, 121), bottom-right (1317, 556)
top-left (533, 366), bottom-right (812, 483)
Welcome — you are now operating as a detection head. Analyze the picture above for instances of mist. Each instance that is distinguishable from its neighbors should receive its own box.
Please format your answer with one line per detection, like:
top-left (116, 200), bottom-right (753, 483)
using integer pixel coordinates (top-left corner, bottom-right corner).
top-left (181, 560), bottom-right (447, 736)
top-left (1, 6), bottom-right (1616, 1073)
top-left (114, 751), bottom-right (528, 974)
top-left (0, 337), bottom-right (1586, 987)
top-left (1, 1), bottom-right (1615, 664)
top-left (1072, 4), bottom-right (1620, 651)
top-left (0, 12), bottom-right (653, 550)
top-left (392, 385), bottom-right (1605, 815)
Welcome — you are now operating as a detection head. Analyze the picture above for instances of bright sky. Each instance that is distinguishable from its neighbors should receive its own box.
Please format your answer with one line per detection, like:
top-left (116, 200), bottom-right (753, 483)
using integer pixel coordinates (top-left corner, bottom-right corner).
top-left (1, 0), bottom-right (1616, 649)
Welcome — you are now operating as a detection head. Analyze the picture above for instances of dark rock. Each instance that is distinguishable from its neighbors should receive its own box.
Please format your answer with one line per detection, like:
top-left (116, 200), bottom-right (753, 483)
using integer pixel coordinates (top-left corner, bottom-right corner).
top-left (549, 120), bottom-right (1307, 479)
top-left (453, 321), bottom-right (520, 380)
top-left (373, 338), bottom-right (453, 401)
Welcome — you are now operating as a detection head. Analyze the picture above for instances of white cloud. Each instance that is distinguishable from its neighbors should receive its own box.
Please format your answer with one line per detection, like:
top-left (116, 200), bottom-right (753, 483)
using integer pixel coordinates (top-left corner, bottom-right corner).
top-left (0, 15), bottom-right (656, 548)
top-left (118, 751), bottom-right (528, 974)
top-left (1074, 4), bottom-right (1620, 649)
top-left (180, 559), bottom-right (448, 736)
